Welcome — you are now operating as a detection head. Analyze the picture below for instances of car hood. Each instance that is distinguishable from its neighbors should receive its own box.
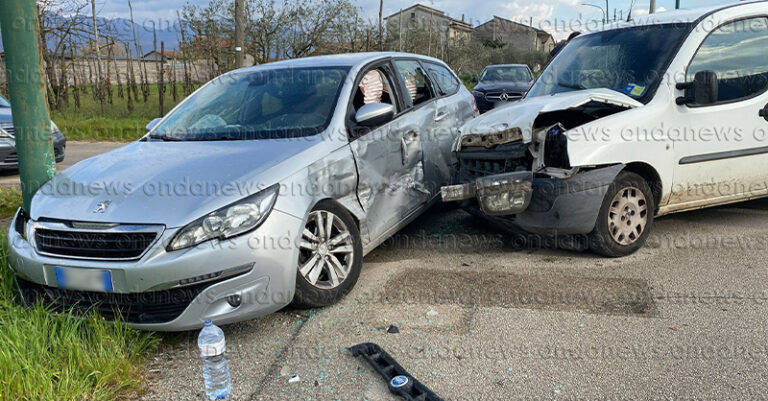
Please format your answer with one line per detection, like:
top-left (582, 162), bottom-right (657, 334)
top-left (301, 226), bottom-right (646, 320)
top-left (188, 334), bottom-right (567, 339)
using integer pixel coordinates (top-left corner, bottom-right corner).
top-left (31, 138), bottom-right (324, 227)
top-left (474, 81), bottom-right (532, 94)
top-left (458, 88), bottom-right (643, 144)
top-left (0, 107), bottom-right (12, 122)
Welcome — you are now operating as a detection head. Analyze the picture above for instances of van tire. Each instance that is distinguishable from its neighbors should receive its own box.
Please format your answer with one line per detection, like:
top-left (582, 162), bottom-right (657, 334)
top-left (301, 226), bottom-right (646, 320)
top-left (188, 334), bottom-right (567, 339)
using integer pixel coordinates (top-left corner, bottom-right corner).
top-left (589, 171), bottom-right (655, 257)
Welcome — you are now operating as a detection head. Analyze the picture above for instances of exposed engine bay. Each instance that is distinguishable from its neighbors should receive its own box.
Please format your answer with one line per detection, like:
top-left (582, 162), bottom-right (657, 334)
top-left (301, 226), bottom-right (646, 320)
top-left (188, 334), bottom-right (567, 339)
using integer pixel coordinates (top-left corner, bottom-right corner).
top-left (442, 89), bottom-right (640, 229)
top-left (457, 100), bottom-right (633, 182)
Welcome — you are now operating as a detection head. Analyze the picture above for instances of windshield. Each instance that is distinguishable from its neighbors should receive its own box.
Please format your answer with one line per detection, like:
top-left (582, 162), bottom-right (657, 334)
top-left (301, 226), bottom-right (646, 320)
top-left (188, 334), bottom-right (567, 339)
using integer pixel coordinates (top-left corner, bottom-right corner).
top-left (0, 95), bottom-right (10, 108)
top-left (151, 66), bottom-right (349, 141)
top-left (527, 23), bottom-right (692, 103)
top-left (480, 66), bottom-right (532, 82)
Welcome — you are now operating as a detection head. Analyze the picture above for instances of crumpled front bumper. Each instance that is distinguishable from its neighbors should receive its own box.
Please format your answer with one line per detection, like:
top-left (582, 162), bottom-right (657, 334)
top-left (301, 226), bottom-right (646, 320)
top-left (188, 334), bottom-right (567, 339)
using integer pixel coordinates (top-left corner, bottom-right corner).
top-left (442, 164), bottom-right (625, 235)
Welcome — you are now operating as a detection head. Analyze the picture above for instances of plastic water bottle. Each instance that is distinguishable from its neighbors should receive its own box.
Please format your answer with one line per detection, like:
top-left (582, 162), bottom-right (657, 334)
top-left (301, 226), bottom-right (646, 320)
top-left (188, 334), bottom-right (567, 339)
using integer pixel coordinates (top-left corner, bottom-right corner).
top-left (198, 320), bottom-right (231, 400)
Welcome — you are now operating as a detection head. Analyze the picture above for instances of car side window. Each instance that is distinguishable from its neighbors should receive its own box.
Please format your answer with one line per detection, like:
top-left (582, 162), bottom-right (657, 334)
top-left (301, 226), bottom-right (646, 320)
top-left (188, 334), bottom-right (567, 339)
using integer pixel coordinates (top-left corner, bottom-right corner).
top-left (425, 62), bottom-right (460, 96)
top-left (393, 60), bottom-right (435, 107)
top-left (688, 17), bottom-right (768, 104)
top-left (352, 67), bottom-right (399, 114)
top-left (348, 65), bottom-right (400, 139)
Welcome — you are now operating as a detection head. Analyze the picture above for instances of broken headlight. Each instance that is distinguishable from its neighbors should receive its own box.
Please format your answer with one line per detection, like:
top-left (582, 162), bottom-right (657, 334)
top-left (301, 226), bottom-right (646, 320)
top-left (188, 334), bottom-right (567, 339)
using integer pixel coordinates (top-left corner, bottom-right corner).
top-left (168, 184), bottom-right (279, 251)
top-left (543, 123), bottom-right (570, 169)
top-left (475, 172), bottom-right (533, 215)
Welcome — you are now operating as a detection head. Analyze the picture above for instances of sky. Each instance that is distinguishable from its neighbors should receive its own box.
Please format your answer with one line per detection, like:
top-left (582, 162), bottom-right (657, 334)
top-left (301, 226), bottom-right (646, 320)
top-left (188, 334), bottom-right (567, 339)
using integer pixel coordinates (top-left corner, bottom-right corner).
top-left (97, 0), bottom-right (742, 41)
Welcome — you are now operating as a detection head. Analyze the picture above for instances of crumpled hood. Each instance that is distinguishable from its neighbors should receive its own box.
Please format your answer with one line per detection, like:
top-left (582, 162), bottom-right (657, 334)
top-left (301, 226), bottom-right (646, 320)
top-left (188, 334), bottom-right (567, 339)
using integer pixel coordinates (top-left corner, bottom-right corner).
top-left (459, 88), bottom-right (643, 143)
top-left (31, 138), bottom-right (323, 226)
top-left (474, 81), bottom-right (532, 94)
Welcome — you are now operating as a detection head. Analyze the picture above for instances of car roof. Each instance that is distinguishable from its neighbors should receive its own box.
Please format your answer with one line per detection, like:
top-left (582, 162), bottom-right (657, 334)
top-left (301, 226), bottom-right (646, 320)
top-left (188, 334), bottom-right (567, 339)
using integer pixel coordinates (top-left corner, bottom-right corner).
top-left (590, 1), bottom-right (765, 33)
top-left (233, 52), bottom-right (448, 73)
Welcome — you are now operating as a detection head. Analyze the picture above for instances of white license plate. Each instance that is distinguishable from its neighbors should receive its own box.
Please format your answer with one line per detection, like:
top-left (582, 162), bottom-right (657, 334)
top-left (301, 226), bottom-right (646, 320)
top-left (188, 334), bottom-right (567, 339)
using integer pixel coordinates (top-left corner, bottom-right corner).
top-left (55, 267), bottom-right (113, 292)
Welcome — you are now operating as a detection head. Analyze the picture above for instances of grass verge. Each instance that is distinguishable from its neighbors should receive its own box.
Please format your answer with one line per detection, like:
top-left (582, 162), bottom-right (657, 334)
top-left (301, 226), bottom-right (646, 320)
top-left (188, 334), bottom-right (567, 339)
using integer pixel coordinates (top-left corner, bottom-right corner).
top-left (50, 83), bottom-right (186, 142)
top-left (0, 225), bottom-right (159, 400)
top-left (0, 188), bottom-right (22, 220)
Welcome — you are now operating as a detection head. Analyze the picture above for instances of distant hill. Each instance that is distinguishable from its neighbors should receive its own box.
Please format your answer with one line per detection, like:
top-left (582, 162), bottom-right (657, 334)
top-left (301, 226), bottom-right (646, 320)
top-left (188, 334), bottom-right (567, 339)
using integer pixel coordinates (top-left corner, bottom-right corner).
top-left (0, 15), bottom-right (183, 55)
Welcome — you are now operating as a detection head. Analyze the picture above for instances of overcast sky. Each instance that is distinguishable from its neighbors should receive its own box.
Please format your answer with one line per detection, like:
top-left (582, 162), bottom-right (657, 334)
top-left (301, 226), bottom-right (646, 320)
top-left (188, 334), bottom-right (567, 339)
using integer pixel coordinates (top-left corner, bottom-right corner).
top-left (98, 0), bottom-right (741, 40)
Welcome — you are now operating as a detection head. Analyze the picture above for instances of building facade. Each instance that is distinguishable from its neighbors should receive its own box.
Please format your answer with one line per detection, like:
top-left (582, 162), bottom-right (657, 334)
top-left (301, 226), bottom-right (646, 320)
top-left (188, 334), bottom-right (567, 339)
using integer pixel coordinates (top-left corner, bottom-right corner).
top-left (385, 4), bottom-right (556, 54)
top-left (385, 4), bottom-right (474, 45)
top-left (475, 16), bottom-right (555, 53)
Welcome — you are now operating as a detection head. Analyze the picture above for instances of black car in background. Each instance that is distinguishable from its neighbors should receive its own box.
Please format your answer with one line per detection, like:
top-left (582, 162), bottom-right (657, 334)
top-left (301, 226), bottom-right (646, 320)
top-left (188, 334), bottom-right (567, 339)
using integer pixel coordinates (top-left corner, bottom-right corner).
top-left (0, 94), bottom-right (66, 169)
top-left (471, 64), bottom-right (534, 113)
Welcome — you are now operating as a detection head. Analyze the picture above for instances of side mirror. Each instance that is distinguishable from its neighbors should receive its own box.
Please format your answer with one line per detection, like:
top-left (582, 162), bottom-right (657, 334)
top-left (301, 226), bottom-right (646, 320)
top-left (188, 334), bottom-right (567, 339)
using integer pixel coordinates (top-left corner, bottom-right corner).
top-left (145, 117), bottom-right (162, 132)
top-left (355, 103), bottom-right (395, 127)
top-left (470, 77), bottom-right (478, 84)
top-left (676, 70), bottom-right (718, 106)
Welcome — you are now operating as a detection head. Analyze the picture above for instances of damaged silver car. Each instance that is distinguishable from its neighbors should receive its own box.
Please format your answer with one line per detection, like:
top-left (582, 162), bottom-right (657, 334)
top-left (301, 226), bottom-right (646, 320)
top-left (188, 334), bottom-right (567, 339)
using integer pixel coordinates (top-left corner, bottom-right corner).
top-left (8, 53), bottom-right (475, 330)
top-left (443, 2), bottom-right (768, 256)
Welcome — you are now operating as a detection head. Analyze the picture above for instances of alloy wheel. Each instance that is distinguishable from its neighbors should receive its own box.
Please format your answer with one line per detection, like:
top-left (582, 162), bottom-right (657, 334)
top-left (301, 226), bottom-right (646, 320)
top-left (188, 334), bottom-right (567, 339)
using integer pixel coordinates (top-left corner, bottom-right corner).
top-left (298, 210), bottom-right (355, 290)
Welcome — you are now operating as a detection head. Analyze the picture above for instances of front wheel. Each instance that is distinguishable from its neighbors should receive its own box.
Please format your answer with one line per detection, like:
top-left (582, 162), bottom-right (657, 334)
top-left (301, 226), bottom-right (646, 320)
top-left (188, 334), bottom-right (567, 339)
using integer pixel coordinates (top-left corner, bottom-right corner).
top-left (292, 201), bottom-right (363, 308)
top-left (589, 171), bottom-right (655, 257)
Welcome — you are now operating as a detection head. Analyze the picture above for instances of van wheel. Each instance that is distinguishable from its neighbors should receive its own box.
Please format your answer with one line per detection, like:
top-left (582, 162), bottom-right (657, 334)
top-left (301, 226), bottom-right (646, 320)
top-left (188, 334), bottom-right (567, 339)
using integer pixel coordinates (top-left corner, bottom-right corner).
top-left (589, 171), bottom-right (654, 257)
top-left (292, 201), bottom-right (363, 308)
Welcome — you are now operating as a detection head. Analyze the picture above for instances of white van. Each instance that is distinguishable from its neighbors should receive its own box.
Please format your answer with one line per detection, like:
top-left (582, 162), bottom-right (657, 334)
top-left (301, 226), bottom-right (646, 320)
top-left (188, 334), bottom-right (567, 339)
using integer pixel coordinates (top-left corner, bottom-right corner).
top-left (443, 1), bottom-right (768, 257)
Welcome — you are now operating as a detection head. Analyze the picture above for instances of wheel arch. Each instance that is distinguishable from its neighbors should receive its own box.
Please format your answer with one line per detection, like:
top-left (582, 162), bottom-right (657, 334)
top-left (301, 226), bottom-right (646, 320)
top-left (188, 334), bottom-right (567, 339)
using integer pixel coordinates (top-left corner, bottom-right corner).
top-left (309, 198), bottom-right (362, 230)
top-left (622, 162), bottom-right (663, 213)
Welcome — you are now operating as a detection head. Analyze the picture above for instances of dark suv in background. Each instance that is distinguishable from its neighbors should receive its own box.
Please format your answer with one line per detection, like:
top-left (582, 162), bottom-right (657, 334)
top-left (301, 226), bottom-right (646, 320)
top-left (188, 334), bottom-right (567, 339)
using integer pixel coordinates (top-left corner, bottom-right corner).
top-left (471, 64), bottom-right (534, 113)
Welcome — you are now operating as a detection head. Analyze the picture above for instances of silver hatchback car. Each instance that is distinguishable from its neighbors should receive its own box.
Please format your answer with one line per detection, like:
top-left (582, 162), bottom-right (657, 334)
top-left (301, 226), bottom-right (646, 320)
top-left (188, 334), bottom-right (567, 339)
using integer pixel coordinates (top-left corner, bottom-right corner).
top-left (8, 52), bottom-right (476, 331)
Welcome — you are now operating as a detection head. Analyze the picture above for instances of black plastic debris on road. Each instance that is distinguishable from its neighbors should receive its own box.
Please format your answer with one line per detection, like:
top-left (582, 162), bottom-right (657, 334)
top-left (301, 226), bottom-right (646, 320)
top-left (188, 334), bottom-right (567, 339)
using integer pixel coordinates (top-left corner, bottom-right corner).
top-left (349, 342), bottom-right (445, 401)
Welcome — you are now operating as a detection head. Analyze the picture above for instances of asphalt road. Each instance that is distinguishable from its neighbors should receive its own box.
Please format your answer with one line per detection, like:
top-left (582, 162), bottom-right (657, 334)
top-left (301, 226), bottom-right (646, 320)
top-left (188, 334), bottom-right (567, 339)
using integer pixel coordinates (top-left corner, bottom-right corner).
top-left (0, 141), bottom-right (124, 186)
top-left (9, 141), bottom-right (767, 400)
top-left (138, 199), bottom-right (768, 401)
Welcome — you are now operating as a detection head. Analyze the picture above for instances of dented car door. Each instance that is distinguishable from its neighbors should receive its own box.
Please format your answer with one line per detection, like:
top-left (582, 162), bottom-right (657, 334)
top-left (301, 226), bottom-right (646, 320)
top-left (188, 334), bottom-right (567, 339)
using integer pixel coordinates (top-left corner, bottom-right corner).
top-left (349, 61), bottom-right (432, 242)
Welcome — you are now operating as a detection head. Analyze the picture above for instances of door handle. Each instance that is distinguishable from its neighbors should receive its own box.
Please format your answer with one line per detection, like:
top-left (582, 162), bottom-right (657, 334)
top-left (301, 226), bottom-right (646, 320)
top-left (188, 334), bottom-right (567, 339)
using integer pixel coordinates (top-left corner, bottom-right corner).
top-left (435, 111), bottom-right (447, 122)
top-left (761, 105), bottom-right (768, 122)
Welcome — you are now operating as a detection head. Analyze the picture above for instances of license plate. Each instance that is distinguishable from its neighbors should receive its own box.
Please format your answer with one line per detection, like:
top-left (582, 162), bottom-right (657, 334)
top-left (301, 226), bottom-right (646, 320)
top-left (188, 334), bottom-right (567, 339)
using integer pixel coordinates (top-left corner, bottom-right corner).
top-left (55, 267), bottom-right (113, 292)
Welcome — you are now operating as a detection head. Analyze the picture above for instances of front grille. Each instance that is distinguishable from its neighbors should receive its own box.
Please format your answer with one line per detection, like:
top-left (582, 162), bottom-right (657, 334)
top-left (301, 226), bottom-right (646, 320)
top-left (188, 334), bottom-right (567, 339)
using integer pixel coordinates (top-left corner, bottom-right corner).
top-left (34, 228), bottom-right (158, 260)
top-left (16, 277), bottom-right (210, 324)
top-left (3, 152), bottom-right (17, 163)
top-left (485, 92), bottom-right (523, 101)
top-left (0, 122), bottom-right (14, 136)
top-left (457, 141), bottom-right (531, 183)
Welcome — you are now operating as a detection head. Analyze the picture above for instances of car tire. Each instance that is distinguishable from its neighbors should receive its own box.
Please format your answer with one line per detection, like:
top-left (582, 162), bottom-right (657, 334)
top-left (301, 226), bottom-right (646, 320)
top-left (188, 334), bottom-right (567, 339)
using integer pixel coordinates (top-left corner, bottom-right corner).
top-left (292, 201), bottom-right (363, 308)
top-left (589, 171), bottom-right (655, 257)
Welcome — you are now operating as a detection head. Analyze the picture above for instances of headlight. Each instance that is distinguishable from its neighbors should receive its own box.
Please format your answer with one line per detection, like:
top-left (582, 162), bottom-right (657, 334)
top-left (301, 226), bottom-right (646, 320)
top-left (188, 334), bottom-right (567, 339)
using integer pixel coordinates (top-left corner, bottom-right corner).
top-left (472, 90), bottom-right (485, 99)
top-left (50, 121), bottom-right (60, 134)
top-left (168, 184), bottom-right (279, 251)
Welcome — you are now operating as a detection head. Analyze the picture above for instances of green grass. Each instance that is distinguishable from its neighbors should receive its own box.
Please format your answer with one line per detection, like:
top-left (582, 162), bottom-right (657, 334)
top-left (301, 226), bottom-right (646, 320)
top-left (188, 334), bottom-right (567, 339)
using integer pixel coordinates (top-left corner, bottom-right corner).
top-left (0, 188), bottom-right (22, 219)
top-left (0, 193), bottom-right (159, 400)
top-left (51, 83), bottom-right (187, 142)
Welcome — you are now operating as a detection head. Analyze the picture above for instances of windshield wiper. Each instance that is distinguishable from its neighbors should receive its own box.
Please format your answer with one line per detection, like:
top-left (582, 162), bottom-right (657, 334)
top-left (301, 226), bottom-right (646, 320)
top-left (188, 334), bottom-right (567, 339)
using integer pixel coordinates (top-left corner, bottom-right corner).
top-left (147, 134), bottom-right (185, 142)
top-left (557, 81), bottom-right (587, 90)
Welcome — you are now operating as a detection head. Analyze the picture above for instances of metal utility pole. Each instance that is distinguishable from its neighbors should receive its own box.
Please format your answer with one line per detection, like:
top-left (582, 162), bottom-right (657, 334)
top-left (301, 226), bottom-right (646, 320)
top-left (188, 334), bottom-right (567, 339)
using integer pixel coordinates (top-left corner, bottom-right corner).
top-left (676, 0), bottom-right (681, 9)
top-left (649, 0), bottom-right (656, 14)
top-left (235, 0), bottom-right (244, 68)
top-left (0, 0), bottom-right (57, 211)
